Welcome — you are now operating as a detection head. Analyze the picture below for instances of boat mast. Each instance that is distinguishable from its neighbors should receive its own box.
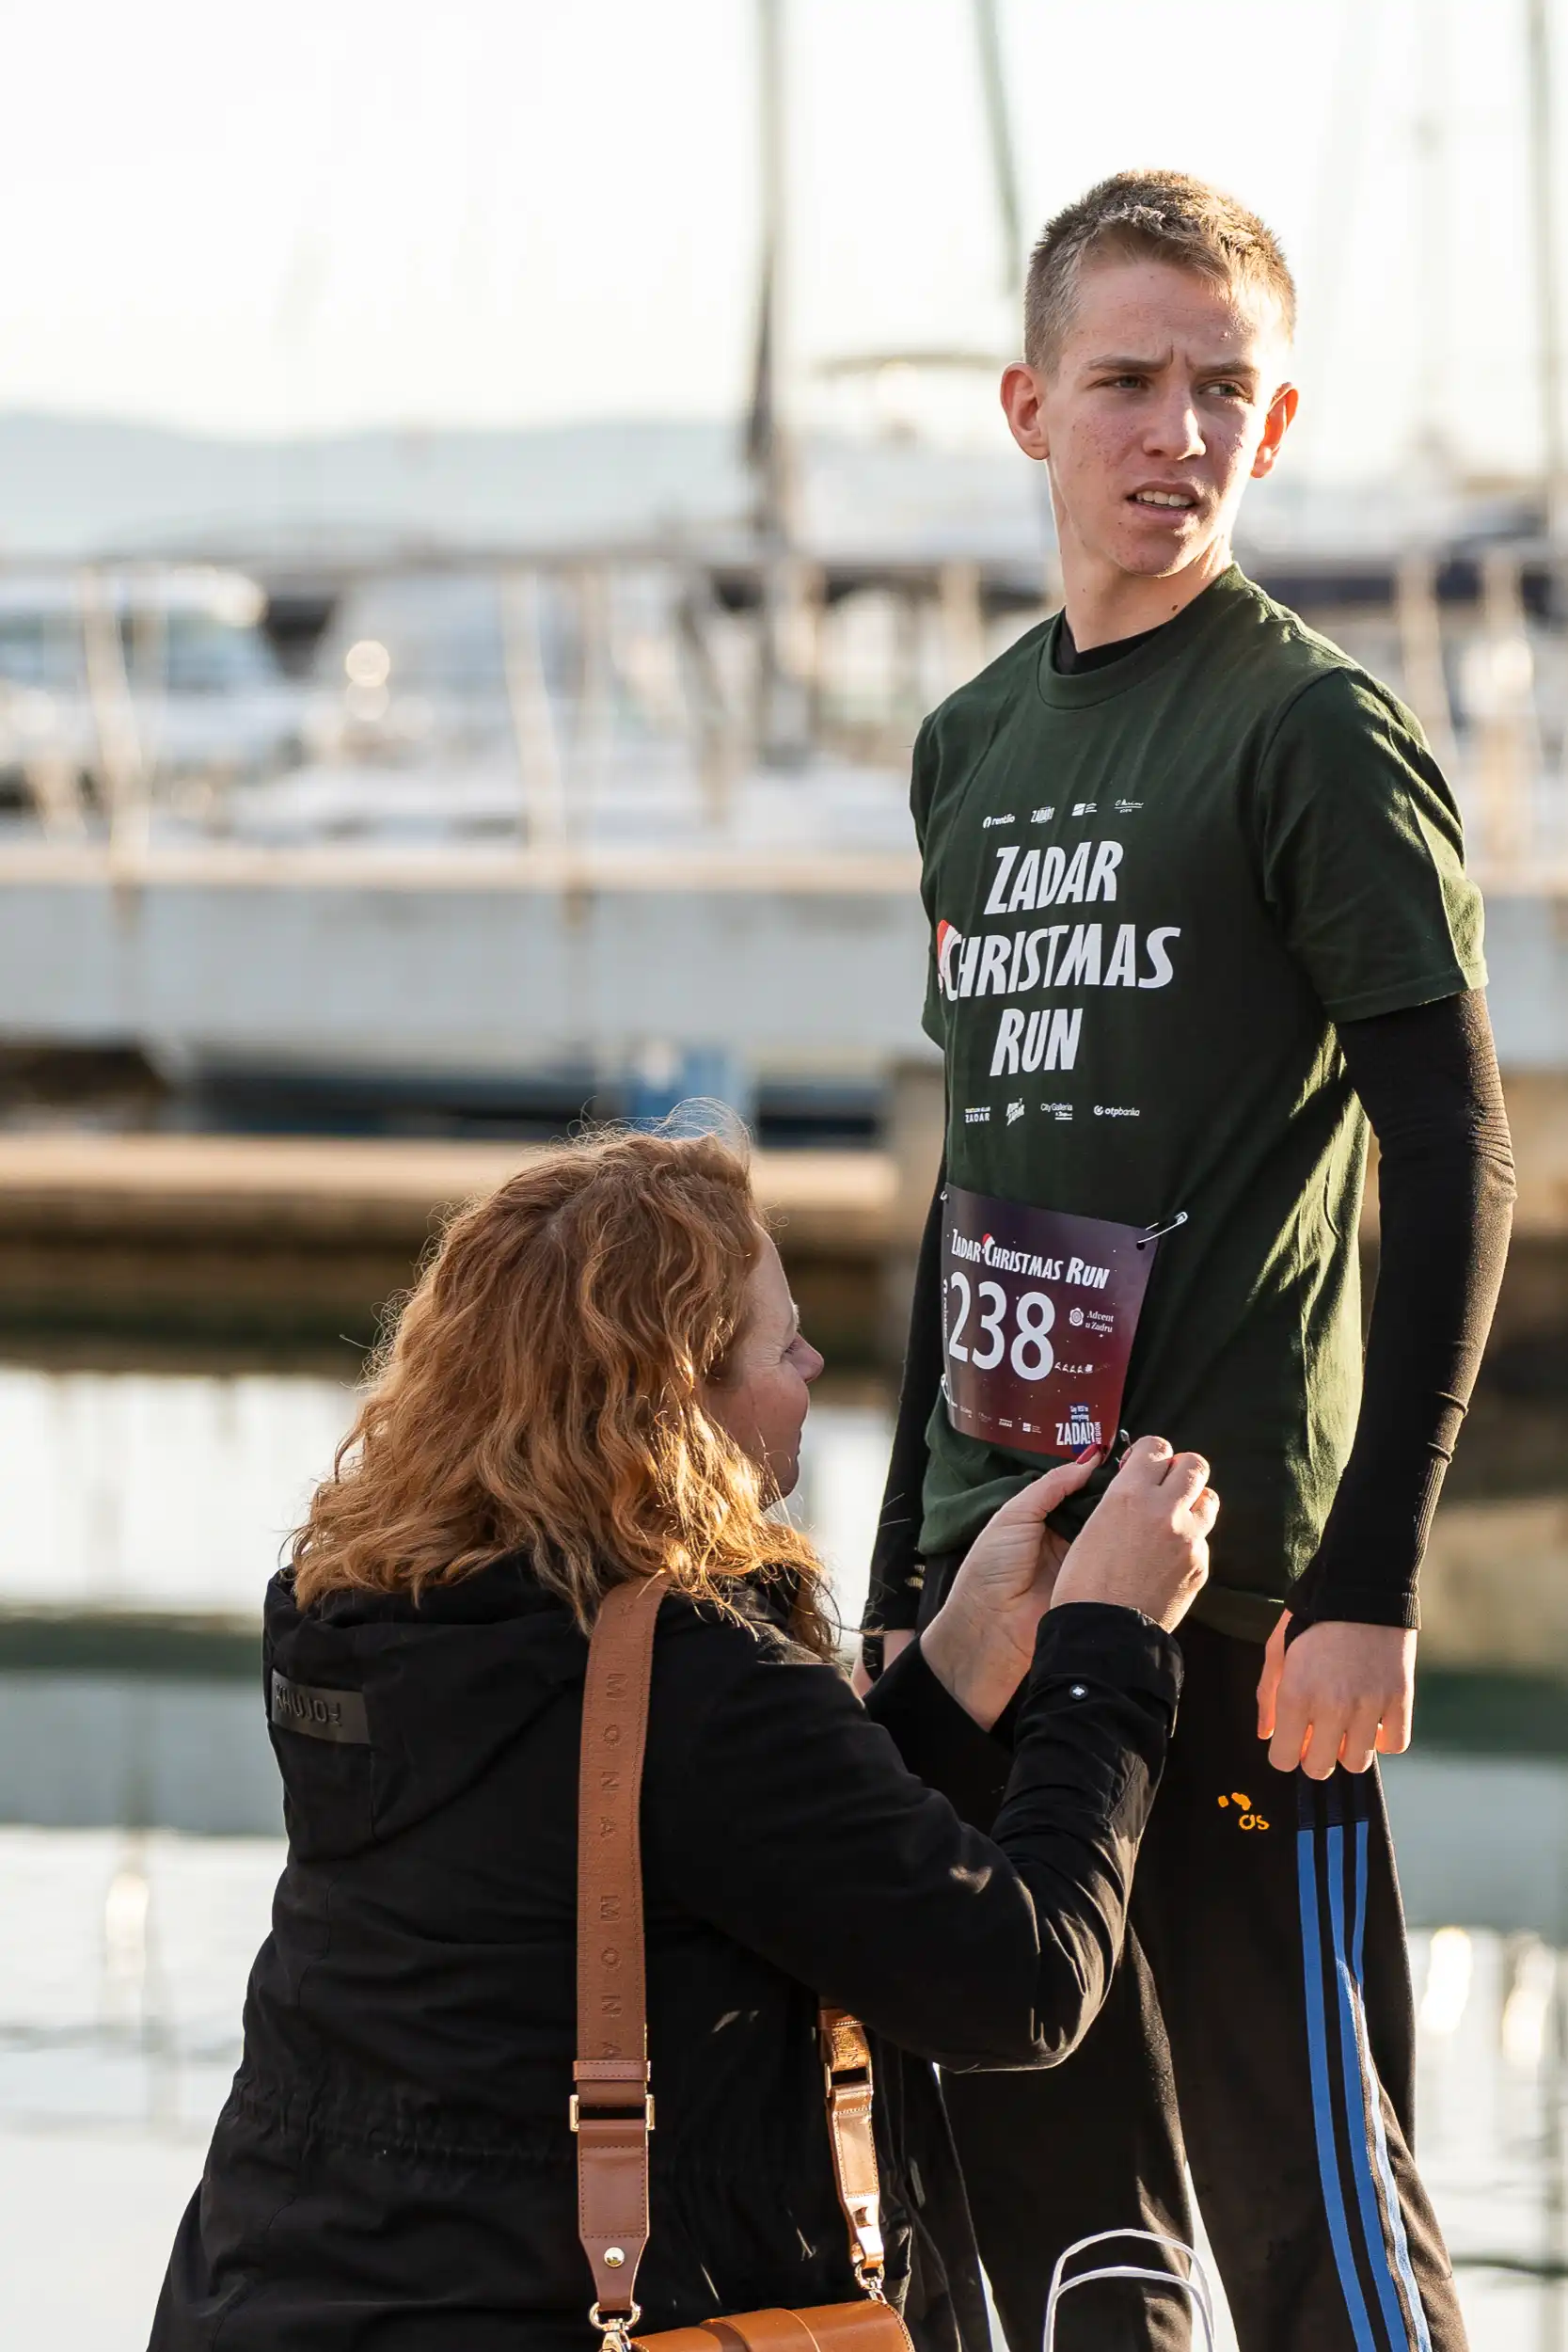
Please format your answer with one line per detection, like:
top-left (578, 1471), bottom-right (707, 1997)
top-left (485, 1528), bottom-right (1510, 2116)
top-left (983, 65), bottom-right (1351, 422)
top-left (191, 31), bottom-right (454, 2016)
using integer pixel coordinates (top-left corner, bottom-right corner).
top-left (1412, 0), bottom-right (1449, 479)
top-left (748, 0), bottom-right (809, 766)
top-left (1528, 0), bottom-right (1566, 543)
top-left (974, 0), bottom-right (1024, 295)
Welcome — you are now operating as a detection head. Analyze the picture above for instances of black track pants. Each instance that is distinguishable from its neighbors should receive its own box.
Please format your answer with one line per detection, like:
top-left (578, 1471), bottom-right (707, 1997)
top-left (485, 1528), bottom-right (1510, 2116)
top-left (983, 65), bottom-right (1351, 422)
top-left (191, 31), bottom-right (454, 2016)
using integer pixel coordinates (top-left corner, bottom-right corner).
top-left (925, 1601), bottom-right (1466, 2352)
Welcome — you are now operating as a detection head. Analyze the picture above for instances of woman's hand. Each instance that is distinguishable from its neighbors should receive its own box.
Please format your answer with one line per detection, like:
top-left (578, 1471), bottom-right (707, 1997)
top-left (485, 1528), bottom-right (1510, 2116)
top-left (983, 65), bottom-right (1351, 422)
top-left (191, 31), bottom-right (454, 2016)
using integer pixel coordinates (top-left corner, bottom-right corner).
top-left (919, 1451), bottom-right (1101, 1731)
top-left (920, 1438), bottom-right (1217, 1730)
top-left (1050, 1436), bottom-right (1216, 1631)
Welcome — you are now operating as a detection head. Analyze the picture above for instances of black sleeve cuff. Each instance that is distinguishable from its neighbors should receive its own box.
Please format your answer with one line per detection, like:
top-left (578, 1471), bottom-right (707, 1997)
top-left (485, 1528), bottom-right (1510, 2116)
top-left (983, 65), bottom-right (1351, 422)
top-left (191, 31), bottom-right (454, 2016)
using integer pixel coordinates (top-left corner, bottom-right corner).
top-left (1287, 1571), bottom-right (1421, 1633)
top-left (1030, 1602), bottom-right (1184, 1711)
top-left (865, 1605), bottom-right (1184, 1837)
top-left (910, 1604), bottom-right (1185, 1832)
top-left (863, 1629), bottom-right (1012, 1827)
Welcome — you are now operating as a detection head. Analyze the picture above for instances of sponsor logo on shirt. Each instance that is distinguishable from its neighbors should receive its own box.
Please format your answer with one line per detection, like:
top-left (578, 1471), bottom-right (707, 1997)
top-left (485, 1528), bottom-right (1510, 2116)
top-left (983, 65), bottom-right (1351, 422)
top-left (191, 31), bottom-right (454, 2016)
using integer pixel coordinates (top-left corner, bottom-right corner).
top-left (1006, 1099), bottom-right (1024, 1125)
top-left (1071, 802), bottom-right (1097, 818)
top-left (963, 1104), bottom-right (990, 1124)
top-left (1093, 1104), bottom-right (1141, 1119)
top-left (1030, 806), bottom-right (1055, 823)
top-left (1114, 798), bottom-right (1144, 815)
top-left (1042, 1101), bottom-right (1072, 1121)
top-left (981, 812), bottom-right (1017, 828)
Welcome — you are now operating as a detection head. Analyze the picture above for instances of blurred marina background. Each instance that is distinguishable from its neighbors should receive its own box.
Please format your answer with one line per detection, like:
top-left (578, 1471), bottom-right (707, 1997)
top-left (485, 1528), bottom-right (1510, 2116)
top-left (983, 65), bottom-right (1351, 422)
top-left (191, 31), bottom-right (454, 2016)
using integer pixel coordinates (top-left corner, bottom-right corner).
top-left (6, 0), bottom-right (1568, 2344)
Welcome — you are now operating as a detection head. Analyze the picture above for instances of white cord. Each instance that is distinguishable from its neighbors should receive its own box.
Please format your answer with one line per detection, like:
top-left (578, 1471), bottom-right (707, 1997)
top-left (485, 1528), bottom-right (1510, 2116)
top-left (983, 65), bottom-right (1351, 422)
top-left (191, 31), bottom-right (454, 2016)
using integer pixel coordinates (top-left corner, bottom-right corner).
top-left (1043, 2227), bottom-right (1216, 2351)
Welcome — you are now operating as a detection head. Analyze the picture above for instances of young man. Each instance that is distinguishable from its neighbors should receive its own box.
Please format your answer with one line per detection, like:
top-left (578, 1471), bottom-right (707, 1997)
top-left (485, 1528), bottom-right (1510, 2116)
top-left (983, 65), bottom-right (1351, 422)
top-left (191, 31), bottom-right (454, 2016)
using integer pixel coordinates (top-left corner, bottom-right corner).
top-left (860, 173), bottom-right (1515, 2352)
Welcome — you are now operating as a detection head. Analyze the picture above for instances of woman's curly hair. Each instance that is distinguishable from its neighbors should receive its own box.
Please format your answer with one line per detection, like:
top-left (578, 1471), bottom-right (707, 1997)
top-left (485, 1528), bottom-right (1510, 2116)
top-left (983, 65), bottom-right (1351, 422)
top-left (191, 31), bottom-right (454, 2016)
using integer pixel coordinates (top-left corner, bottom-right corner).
top-left (291, 1126), bottom-right (833, 1653)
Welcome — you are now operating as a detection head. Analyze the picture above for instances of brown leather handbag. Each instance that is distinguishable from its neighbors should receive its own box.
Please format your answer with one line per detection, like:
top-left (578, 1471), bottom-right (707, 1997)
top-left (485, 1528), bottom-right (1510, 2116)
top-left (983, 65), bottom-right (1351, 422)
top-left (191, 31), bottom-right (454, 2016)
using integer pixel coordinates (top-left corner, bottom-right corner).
top-left (572, 1571), bottom-right (915, 2352)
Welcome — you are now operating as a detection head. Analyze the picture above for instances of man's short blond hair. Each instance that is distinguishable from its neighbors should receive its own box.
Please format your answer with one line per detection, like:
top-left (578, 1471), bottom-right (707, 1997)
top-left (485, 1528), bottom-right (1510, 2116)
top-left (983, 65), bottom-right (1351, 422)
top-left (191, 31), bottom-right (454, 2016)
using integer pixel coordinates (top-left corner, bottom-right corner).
top-left (1024, 169), bottom-right (1296, 373)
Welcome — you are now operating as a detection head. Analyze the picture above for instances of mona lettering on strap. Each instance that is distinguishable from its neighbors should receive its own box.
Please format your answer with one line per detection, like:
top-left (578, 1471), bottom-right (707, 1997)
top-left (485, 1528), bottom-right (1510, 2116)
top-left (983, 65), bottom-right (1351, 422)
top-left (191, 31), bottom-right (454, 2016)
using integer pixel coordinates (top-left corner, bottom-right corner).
top-left (572, 1574), bottom-right (912, 2352)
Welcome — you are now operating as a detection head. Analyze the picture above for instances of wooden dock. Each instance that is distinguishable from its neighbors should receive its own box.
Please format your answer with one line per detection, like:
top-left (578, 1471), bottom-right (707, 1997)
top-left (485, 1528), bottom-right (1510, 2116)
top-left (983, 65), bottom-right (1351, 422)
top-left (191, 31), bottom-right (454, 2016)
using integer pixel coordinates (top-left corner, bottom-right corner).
top-left (0, 1070), bottom-right (1565, 1362)
top-left (0, 1129), bottom-right (899, 1357)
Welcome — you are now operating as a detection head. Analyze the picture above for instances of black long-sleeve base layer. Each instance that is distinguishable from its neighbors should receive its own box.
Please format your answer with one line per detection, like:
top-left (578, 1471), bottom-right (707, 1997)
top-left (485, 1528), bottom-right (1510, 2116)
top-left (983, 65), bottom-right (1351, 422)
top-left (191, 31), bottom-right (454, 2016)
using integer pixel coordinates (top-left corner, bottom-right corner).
top-left (863, 989), bottom-right (1515, 1647)
top-left (1289, 989), bottom-right (1514, 1626)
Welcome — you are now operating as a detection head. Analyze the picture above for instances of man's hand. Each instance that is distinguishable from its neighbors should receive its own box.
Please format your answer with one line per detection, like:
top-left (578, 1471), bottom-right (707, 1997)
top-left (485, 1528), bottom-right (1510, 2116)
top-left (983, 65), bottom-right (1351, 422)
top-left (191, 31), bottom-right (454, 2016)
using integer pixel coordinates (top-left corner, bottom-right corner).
top-left (1257, 1611), bottom-right (1417, 1778)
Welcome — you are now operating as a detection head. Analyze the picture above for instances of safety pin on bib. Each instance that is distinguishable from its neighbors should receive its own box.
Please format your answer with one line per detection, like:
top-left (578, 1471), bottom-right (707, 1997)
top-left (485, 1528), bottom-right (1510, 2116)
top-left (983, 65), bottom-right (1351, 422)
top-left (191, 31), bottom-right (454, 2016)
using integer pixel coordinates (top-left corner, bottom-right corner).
top-left (1136, 1209), bottom-right (1189, 1250)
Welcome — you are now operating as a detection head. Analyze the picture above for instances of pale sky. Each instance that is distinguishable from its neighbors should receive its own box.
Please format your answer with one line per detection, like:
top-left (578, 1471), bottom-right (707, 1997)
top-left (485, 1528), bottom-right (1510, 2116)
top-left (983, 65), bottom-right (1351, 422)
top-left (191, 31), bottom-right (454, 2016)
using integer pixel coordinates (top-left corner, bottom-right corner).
top-left (0, 0), bottom-right (1554, 482)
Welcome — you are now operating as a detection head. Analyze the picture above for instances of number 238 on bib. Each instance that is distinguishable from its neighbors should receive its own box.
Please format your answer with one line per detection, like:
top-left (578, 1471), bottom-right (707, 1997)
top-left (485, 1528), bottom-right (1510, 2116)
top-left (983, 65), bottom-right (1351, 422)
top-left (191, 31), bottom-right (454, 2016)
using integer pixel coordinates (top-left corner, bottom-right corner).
top-left (941, 1185), bottom-right (1170, 1460)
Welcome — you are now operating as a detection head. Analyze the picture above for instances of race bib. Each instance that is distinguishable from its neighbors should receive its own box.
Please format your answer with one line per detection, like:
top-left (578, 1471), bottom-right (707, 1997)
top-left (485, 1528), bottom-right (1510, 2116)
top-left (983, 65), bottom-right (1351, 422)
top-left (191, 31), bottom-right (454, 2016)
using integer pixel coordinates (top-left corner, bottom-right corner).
top-left (941, 1185), bottom-right (1164, 1461)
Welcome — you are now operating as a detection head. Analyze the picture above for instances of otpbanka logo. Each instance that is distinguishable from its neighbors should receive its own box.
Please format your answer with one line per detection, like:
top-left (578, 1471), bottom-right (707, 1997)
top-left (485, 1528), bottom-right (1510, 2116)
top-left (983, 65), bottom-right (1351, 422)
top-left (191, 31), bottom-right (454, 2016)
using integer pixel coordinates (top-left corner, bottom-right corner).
top-left (1058, 1403), bottom-right (1101, 1450)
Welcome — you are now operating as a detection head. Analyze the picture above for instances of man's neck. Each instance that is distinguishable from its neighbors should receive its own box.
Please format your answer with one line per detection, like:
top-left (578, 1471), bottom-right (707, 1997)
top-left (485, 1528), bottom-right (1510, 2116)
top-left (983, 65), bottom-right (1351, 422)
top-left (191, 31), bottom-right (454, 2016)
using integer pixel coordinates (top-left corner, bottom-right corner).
top-left (1058, 531), bottom-right (1234, 652)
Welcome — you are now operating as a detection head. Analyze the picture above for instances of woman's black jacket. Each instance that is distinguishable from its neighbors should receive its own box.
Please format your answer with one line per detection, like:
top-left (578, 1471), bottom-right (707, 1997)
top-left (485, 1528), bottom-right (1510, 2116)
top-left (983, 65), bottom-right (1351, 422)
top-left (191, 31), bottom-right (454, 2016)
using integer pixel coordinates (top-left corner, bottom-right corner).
top-left (149, 1557), bottom-right (1180, 2352)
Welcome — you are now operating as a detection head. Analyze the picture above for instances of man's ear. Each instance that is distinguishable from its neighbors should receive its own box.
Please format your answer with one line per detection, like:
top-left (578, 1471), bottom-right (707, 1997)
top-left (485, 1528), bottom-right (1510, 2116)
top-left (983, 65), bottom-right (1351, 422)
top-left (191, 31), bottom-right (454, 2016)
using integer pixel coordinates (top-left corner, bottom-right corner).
top-left (1251, 380), bottom-right (1299, 481)
top-left (1001, 361), bottom-right (1051, 463)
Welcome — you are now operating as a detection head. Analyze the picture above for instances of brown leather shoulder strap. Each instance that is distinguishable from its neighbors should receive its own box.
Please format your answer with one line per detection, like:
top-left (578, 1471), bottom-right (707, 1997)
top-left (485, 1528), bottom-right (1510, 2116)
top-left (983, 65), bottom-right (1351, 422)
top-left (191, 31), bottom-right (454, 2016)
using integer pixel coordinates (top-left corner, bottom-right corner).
top-left (574, 1572), bottom-right (888, 2333)
top-left (575, 1570), bottom-right (669, 2322)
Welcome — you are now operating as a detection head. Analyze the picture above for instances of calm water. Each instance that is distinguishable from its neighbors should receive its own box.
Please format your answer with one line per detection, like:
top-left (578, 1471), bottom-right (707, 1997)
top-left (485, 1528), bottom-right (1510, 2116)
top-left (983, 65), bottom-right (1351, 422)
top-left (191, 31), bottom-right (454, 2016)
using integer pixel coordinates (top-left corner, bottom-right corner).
top-left (2, 1348), bottom-right (1567, 2352)
top-left (0, 1354), bottom-right (887, 1627)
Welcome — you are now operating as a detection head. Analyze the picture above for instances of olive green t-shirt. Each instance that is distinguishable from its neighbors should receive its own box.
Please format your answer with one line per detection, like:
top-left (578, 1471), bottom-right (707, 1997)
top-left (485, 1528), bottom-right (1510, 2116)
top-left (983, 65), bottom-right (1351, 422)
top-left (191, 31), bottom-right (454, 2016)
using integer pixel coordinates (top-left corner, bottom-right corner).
top-left (916, 566), bottom-right (1485, 1640)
